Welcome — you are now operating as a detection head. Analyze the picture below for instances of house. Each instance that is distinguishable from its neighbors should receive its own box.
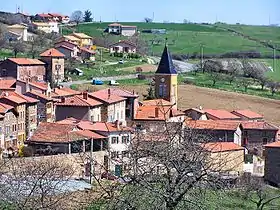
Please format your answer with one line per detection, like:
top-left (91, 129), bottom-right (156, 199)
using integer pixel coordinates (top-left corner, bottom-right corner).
top-left (34, 13), bottom-right (53, 22)
top-left (32, 22), bottom-right (59, 33)
top-left (55, 92), bottom-right (103, 122)
top-left (0, 103), bottom-right (18, 155)
top-left (201, 142), bottom-right (245, 175)
top-left (78, 47), bottom-right (96, 61)
top-left (70, 33), bottom-right (93, 47)
top-left (50, 86), bottom-right (80, 99)
top-left (26, 122), bottom-right (107, 155)
top-left (108, 23), bottom-right (137, 36)
top-left (185, 120), bottom-right (243, 145)
top-left (109, 40), bottom-right (136, 54)
top-left (16, 80), bottom-right (52, 96)
top-left (58, 35), bottom-right (81, 46)
top-left (56, 118), bottom-right (133, 175)
top-left (7, 24), bottom-right (28, 41)
top-left (264, 141), bottom-right (280, 186)
top-left (0, 58), bottom-right (46, 82)
top-left (55, 40), bottom-right (79, 58)
top-left (241, 121), bottom-right (279, 154)
top-left (88, 89), bottom-right (127, 124)
top-left (40, 48), bottom-right (65, 85)
top-left (184, 107), bottom-right (208, 120)
top-left (48, 13), bottom-right (70, 24)
top-left (24, 90), bottom-right (55, 123)
top-left (203, 109), bottom-right (241, 120)
top-left (92, 88), bottom-right (139, 119)
top-left (231, 110), bottom-right (264, 121)
top-left (0, 79), bottom-right (16, 92)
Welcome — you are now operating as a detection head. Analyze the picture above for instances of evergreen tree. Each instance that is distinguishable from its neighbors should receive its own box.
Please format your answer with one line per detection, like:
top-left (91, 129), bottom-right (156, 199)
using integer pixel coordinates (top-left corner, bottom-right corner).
top-left (84, 10), bottom-right (93, 22)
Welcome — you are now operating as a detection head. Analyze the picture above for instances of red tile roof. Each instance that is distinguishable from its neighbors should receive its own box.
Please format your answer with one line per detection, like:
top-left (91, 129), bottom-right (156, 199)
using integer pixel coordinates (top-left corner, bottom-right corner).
top-left (56, 117), bottom-right (132, 132)
top-left (89, 89), bottom-right (126, 104)
top-left (141, 99), bottom-right (173, 106)
top-left (55, 95), bottom-right (103, 107)
top-left (184, 107), bottom-right (205, 114)
top-left (204, 109), bottom-right (241, 120)
top-left (25, 90), bottom-right (53, 101)
top-left (241, 121), bottom-right (278, 130)
top-left (231, 110), bottom-right (263, 119)
top-left (186, 120), bottom-right (241, 131)
top-left (40, 48), bottom-right (65, 57)
top-left (0, 91), bottom-right (39, 104)
top-left (108, 23), bottom-right (121, 26)
top-left (51, 87), bottom-right (80, 98)
top-left (0, 102), bottom-right (14, 113)
top-left (79, 47), bottom-right (95, 54)
top-left (135, 105), bottom-right (185, 121)
top-left (264, 141), bottom-right (280, 148)
top-left (8, 58), bottom-right (45, 65)
top-left (28, 122), bottom-right (106, 143)
top-left (37, 13), bottom-right (52, 18)
top-left (0, 79), bottom-right (16, 89)
top-left (201, 142), bottom-right (244, 152)
top-left (94, 88), bottom-right (138, 98)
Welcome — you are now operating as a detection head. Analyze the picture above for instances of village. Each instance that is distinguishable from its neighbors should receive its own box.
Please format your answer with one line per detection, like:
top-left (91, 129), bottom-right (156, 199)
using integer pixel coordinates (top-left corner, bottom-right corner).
top-left (0, 5), bottom-right (280, 210)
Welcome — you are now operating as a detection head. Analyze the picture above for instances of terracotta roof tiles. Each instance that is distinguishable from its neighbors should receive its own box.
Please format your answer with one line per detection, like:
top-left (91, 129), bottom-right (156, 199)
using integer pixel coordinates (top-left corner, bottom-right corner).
top-left (241, 121), bottom-right (278, 130)
top-left (204, 109), bottom-right (241, 120)
top-left (231, 110), bottom-right (263, 119)
top-left (89, 90), bottom-right (126, 104)
top-left (0, 79), bottom-right (16, 89)
top-left (186, 120), bottom-right (241, 131)
top-left (264, 141), bottom-right (280, 148)
top-left (201, 142), bottom-right (244, 152)
top-left (55, 95), bottom-right (103, 107)
top-left (40, 48), bottom-right (65, 57)
top-left (95, 88), bottom-right (138, 99)
top-left (8, 58), bottom-right (45, 65)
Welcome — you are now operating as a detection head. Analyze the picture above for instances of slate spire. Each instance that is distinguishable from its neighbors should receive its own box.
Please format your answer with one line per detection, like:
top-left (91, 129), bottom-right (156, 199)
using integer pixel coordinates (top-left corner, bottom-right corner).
top-left (155, 40), bottom-right (177, 74)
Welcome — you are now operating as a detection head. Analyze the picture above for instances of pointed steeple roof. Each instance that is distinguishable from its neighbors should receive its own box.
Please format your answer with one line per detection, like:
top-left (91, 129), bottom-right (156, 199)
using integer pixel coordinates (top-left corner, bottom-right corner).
top-left (156, 45), bottom-right (177, 74)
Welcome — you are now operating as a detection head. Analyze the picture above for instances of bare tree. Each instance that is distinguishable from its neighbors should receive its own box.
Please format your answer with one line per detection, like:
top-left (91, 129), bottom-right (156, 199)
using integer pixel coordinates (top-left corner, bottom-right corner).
top-left (144, 17), bottom-right (153, 23)
top-left (28, 33), bottom-right (48, 58)
top-left (227, 60), bottom-right (242, 85)
top-left (266, 81), bottom-right (280, 96)
top-left (10, 41), bottom-right (25, 57)
top-left (203, 60), bottom-right (223, 74)
top-left (209, 72), bottom-right (225, 86)
top-left (239, 77), bottom-right (255, 92)
top-left (71, 10), bottom-right (83, 25)
top-left (240, 176), bottom-right (280, 210)
top-left (0, 24), bottom-right (7, 48)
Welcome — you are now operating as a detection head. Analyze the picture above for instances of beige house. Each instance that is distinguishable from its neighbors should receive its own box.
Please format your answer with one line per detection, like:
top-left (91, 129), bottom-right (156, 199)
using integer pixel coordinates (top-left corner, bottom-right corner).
top-left (109, 40), bottom-right (136, 54)
top-left (108, 23), bottom-right (137, 36)
top-left (32, 22), bottom-right (59, 33)
top-left (70, 33), bottom-right (93, 46)
top-left (7, 24), bottom-right (28, 41)
top-left (202, 142), bottom-right (245, 175)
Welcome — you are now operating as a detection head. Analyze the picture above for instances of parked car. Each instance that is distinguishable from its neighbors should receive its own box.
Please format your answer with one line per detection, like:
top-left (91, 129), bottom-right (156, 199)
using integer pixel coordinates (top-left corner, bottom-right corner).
top-left (101, 172), bottom-right (117, 180)
top-left (109, 80), bottom-right (120, 86)
top-left (92, 79), bottom-right (104, 85)
top-left (119, 59), bottom-right (124, 64)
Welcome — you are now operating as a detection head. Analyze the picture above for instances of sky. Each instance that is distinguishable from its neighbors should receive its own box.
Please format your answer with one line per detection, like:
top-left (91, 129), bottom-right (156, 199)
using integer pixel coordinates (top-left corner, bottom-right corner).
top-left (1, 0), bottom-right (279, 25)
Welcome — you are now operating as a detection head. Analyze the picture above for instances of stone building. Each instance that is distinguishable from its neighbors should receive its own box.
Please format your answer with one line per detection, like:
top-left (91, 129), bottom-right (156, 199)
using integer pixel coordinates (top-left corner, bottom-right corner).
top-left (40, 48), bottom-right (65, 86)
top-left (0, 58), bottom-right (46, 82)
top-left (264, 141), bottom-right (280, 186)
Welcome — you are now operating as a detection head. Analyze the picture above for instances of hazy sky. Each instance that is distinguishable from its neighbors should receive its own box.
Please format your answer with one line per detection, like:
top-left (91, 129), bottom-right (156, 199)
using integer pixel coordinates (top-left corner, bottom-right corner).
top-left (2, 0), bottom-right (280, 25)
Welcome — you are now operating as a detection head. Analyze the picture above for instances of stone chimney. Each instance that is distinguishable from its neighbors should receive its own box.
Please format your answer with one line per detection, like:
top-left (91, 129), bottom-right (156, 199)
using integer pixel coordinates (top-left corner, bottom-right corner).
top-left (155, 107), bottom-right (159, 118)
top-left (83, 91), bottom-right (88, 100)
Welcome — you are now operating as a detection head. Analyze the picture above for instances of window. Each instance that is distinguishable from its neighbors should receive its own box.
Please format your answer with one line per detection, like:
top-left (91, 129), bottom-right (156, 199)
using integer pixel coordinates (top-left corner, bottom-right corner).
top-left (111, 151), bottom-right (118, 159)
top-left (117, 112), bottom-right (120, 120)
top-left (5, 126), bottom-right (10, 134)
top-left (111, 136), bottom-right (119, 144)
top-left (122, 151), bottom-right (129, 158)
top-left (12, 124), bottom-right (17, 132)
top-left (122, 136), bottom-right (129, 144)
top-left (121, 111), bottom-right (124, 120)
top-left (91, 115), bottom-right (95, 122)
top-left (97, 114), bottom-right (100, 121)
top-left (159, 84), bottom-right (164, 97)
top-left (262, 138), bottom-right (268, 145)
top-left (1, 69), bottom-right (7, 77)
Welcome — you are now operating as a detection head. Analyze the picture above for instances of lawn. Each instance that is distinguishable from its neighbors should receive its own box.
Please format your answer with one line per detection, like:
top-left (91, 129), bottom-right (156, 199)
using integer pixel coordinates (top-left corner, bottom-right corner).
top-left (258, 58), bottom-right (280, 81)
top-left (62, 22), bottom-right (275, 55)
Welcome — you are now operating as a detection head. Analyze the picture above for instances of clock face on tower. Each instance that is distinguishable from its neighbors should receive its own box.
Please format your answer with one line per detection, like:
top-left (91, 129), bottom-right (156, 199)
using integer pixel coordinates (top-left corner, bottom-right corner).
top-left (160, 77), bottom-right (165, 83)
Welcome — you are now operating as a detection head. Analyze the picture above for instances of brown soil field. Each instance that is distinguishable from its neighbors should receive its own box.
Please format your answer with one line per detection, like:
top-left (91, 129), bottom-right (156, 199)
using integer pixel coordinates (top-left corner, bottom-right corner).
top-left (121, 84), bottom-right (280, 126)
top-left (121, 64), bottom-right (157, 72)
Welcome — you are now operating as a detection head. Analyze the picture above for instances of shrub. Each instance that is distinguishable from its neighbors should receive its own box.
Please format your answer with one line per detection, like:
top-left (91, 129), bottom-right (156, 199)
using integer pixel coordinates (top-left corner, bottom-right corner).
top-left (183, 79), bottom-right (195, 85)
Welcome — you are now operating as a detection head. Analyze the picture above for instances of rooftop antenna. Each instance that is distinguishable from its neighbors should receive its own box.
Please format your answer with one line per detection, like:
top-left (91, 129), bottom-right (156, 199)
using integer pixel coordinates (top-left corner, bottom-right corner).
top-left (152, 12), bottom-right (154, 21)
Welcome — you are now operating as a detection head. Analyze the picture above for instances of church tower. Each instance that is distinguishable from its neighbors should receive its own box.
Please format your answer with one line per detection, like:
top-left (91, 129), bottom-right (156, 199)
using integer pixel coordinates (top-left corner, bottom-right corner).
top-left (155, 44), bottom-right (178, 108)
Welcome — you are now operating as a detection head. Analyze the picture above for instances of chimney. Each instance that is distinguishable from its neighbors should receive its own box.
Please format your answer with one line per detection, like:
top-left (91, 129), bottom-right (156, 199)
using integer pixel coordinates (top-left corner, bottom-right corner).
top-left (61, 97), bottom-right (65, 103)
top-left (108, 88), bottom-right (111, 98)
top-left (83, 91), bottom-right (88, 100)
top-left (115, 120), bottom-right (120, 129)
top-left (155, 107), bottom-right (159, 118)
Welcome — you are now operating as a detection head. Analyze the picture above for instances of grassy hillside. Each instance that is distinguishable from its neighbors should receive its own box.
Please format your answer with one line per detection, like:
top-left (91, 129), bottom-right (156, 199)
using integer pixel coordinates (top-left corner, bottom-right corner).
top-left (62, 22), bottom-right (278, 55)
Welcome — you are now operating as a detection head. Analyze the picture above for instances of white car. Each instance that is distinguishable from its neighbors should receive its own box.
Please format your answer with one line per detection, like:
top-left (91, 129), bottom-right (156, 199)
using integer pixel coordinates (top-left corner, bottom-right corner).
top-left (119, 60), bottom-right (124, 64)
top-left (109, 80), bottom-right (120, 86)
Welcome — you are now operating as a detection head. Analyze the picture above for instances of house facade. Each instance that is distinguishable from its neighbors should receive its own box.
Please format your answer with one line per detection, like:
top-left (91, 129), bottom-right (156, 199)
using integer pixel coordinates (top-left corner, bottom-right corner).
top-left (0, 58), bottom-right (46, 82)
top-left (108, 23), bottom-right (137, 36)
top-left (32, 22), bottom-right (59, 33)
top-left (70, 33), bottom-right (93, 47)
top-left (55, 40), bottom-right (79, 58)
top-left (264, 141), bottom-right (280, 186)
top-left (7, 24), bottom-right (28, 41)
top-left (40, 48), bottom-right (65, 85)
top-left (109, 40), bottom-right (137, 54)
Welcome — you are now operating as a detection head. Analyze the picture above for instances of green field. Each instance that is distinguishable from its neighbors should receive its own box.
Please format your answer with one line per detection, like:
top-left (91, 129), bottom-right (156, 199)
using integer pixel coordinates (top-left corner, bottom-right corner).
top-left (62, 22), bottom-right (279, 55)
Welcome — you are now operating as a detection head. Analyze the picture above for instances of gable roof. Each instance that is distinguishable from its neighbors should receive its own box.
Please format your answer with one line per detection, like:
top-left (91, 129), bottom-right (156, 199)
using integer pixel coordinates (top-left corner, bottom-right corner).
top-left (108, 23), bottom-right (122, 26)
top-left (231, 110), bottom-right (263, 119)
top-left (51, 87), bottom-right (80, 98)
top-left (264, 141), bottom-right (280, 148)
top-left (64, 35), bottom-right (80, 42)
top-left (7, 58), bottom-right (45, 65)
top-left (79, 47), bottom-right (95, 54)
top-left (93, 88), bottom-right (138, 99)
top-left (40, 48), bottom-right (65, 57)
top-left (0, 79), bottom-right (16, 90)
top-left (135, 105), bottom-right (184, 121)
top-left (71, 33), bottom-right (92, 39)
top-left (28, 122), bottom-right (106, 143)
top-left (155, 45), bottom-right (177, 74)
top-left (186, 120), bottom-right (241, 131)
top-left (241, 121), bottom-right (279, 131)
top-left (25, 90), bottom-right (53, 102)
top-left (36, 13), bottom-right (52, 18)
top-left (204, 109), bottom-right (241, 120)
top-left (201, 142), bottom-right (244, 152)
top-left (55, 95), bottom-right (103, 107)
top-left (0, 102), bottom-right (14, 114)
top-left (89, 89), bottom-right (126, 104)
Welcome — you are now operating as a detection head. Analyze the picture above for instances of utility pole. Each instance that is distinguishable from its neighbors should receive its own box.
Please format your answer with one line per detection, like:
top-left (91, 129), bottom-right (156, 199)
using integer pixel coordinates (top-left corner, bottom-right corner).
top-left (273, 46), bottom-right (276, 72)
top-left (200, 43), bottom-right (204, 71)
top-left (89, 138), bottom-right (94, 184)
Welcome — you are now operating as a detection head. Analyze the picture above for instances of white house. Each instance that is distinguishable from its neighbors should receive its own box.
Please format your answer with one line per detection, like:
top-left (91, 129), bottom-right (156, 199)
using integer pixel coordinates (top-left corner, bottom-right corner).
top-left (7, 24), bottom-right (28, 41)
top-left (108, 23), bottom-right (137, 37)
top-left (32, 22), bottom-right (59, 33)
top-left (109, 40), bottom-right (137, 54)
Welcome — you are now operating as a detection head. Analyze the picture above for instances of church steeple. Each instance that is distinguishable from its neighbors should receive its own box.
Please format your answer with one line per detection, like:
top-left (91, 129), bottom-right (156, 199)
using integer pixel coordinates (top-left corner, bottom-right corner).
top-left (156, 42), bottom-right (177, 75)
top-left (154, 44), bottom-right (178, 108)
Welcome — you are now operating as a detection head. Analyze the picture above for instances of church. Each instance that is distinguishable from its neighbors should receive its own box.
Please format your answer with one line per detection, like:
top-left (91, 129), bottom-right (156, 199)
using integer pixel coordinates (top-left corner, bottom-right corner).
top-left (133, 44), bottom-right (185, 132)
